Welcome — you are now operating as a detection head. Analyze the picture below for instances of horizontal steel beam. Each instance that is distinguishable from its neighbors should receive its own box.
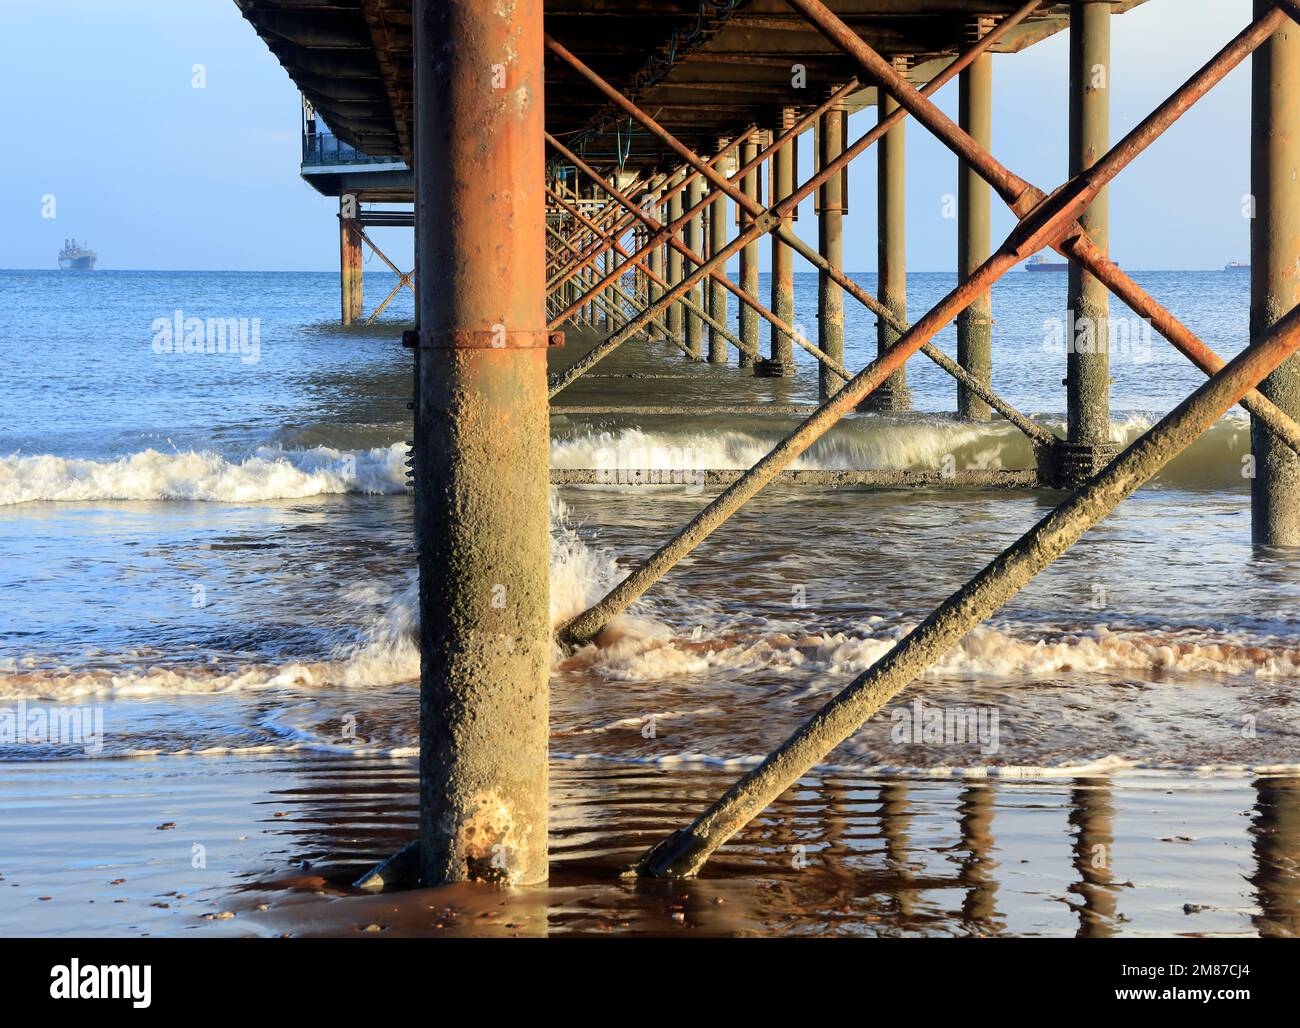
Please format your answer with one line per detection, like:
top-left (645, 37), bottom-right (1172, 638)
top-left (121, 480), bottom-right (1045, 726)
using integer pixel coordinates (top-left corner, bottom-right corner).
top-left (551, 468), bottom-right (1039, 488)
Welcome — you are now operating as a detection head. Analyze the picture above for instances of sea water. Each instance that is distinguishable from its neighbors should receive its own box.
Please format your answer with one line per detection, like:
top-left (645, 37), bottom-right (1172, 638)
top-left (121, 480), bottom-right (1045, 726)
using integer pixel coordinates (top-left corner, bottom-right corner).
top-left (1, 266), bottom-right (1296, 777)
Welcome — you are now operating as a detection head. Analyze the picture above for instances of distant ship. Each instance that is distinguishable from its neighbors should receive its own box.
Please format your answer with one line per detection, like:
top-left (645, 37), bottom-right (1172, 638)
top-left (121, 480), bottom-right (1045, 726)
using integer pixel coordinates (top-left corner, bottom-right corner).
top-left (1225, 259), bottom-right (1249, 270)
top-left (1025, 253), bottom-right (1067, 272)
top-left (58, 239), bottom-right (97, 271)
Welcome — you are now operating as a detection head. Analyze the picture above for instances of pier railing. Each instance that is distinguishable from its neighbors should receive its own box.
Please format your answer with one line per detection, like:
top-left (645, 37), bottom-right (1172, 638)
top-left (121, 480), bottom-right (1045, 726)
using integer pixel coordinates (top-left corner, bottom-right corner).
top-left (302, 131), bottom-right (405, 169)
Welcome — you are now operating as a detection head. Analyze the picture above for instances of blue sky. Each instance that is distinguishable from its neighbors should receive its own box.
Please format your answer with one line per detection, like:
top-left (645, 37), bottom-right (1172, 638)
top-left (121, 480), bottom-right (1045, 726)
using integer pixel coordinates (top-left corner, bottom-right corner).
top-left (0, 0), bottom-right (1258, 272)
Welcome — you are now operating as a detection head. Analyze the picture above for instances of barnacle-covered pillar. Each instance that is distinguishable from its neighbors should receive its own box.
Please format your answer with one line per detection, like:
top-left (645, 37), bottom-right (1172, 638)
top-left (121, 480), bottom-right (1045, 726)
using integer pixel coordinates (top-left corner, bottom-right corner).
top-left (1061, 1), bottom-right (1117, 482)
top-left (864, 69), bottom-right (911, 410)
top-left (1251, 2), bottom-right (1300, 546)
top-left (758, 110), bottom-right (797, 377)
top-left (412, 0), bottom-right (550, 886)
top-left (957, 34), bottom-right (993, 421)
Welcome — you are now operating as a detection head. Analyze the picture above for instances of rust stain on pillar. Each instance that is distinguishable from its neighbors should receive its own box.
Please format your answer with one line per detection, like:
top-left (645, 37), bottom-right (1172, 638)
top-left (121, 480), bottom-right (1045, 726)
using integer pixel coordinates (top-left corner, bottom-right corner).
top-left (648, 188), bottom-right (664, 318)
top-left (866, 73), bottom-right (911, 410)
top-left (759, 110), bottom-right (797, 377)
top-left (738, 137), bottom-right (762, 371)
top-left (957, 46), bottom-right (993, 421)
top-left (685, 175), bottom-right (705, 360)
top-left (1063, 0), bottom-right (1116, 479)
top-left (818, 105), bottom-right (845, 399)
top-left (339, 195), bottom-right (363, 326)
top-left (1251, 1), bottom-right (1300, 546)
top-left (413, 0), bottom-right (550, 886)
top-left (708, 157), bottom-right (729, 365)
top-left (667, 178), bottom-right (684, 345)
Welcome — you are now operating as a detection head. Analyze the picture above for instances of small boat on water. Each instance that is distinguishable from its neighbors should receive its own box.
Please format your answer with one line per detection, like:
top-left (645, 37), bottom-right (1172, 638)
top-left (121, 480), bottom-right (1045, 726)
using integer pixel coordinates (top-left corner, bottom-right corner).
top-left (1025, 253), bottom-right (1068, 272)
top-left (58, 239), bottom-right (97, 271)
top-left (1225, 259), bottom-right (1249, 270)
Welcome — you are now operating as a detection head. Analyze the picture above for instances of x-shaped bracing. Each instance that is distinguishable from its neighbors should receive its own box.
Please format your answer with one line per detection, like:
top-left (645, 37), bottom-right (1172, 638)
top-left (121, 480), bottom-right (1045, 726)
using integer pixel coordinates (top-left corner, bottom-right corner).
top-left (548, 0), bottom-right (1300, 876)
top-left (544, 6), bottom-right (1074, 445)
top-left (354, 226), bottom-right (415, 327)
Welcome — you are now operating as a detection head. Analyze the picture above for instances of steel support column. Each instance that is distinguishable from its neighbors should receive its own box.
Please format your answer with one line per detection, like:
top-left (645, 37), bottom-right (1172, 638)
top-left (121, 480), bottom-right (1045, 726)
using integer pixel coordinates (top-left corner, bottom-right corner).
top-left (1252, 0), bottom-right (1300, 546)
top-left (739, 138), bottom-right (762, 371)
top-left (1063, 0), bottom-right (1118, 481)
top-left (600, 249), bottom-right (612, 331)
top-left (818, 105), bottom-right (845, 399)
top-left (708, 166), bottom-right (729, 365)
top-left (648, 188), bottom-right (664, 323)
top-left (958, 44), bottom-right (993, 421)
top-left (412, 0), bottom-right (549, 886)
top-left (759, 110), bottom-right (797, 377)
top-left (340, 195), bottom-right (363, 326)
top-left (586, 186), bottom-right (600, 325)
top-left (605, 212), bottom-right (619, 329)
top-left (866, 78), bottom-right (911, 410)
top-left (667, 180), bottom-right (684, 344)
top-left (685, 175), bottom-right (705, 359)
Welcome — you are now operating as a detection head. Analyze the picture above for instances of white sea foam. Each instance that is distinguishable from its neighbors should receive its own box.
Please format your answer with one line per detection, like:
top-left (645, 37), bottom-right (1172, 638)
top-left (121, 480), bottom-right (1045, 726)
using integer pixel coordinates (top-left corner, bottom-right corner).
top-left (9, 614), bottom-right (1296, 703)
top-left (0, 418), bottom-right (1283, 706)
top-left (551, 750), bottom-right (1300, 779)
top-left (0, 444), bottom-right (409, 505)
top-left (0, 497), bottom-right (622, 700)
top-left (0, 411), bottom-right (1255, 507)
top-left (561, 620), bottom-right (1300, 685)
top-left (550, 419), bottom-right (1030, 479)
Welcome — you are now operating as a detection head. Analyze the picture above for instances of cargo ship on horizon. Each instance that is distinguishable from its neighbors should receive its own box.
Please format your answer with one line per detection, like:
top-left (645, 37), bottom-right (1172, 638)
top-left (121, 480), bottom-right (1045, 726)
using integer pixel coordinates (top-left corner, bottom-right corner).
top-left (1024, 253), bottom-right (1067, 272)
top-left (58, 239), bottom-right (97, 271)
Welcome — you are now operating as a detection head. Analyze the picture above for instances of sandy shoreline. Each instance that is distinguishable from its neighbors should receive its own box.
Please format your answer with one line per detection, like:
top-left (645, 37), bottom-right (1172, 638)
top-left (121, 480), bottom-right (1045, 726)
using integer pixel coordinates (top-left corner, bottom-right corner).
top-left (1, 752), bottom-right (1296, 938)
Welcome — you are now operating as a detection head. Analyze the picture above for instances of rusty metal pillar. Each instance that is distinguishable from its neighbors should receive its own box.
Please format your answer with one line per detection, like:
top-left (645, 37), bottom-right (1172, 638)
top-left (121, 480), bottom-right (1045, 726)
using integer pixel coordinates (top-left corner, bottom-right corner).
top-left (1252, 1), bottom-right (1300, 546)
top-left (865, 70), bottom-right (911, 410)
top-left (667, 178), bottom-right (684, 344)
top-left (685, 175), bottom-right (705, 359)
top-left (604, 196), bottom-right (619, 329)
top-left (958, 34), bottom-right (993, 421)
top-left (818, 104), bottom-right (845, 399)
top-left (738, 137), bottom-right (763, 371)
top-left (635, 225), bottom-right (647, 308)
top-left (599, 249), bottom-right (612, 331)
top-left (1062, 0), bottom-right (1117, 481)
top-left (585, 186), bottom-right (598, 325)
top-left (648, 188), bottom-right (664, 328)
top-left (339, 194), bottom-right (363, 325)
top-left (758, 110), bottom-right (797, 377)
top-left (708, 157), bottom-right (729, 364)
top-left (412, 0), bottom-right (550, 886)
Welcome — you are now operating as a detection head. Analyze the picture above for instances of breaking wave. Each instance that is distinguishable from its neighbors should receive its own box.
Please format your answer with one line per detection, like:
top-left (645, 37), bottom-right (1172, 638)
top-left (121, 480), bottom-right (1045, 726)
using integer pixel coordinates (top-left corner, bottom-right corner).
top-left (0, 411), bottom-right (1257, 507)
top-left (4, 588), bottom-right (1297, 703)
top-left (0, 444), bottom-right (409, 505)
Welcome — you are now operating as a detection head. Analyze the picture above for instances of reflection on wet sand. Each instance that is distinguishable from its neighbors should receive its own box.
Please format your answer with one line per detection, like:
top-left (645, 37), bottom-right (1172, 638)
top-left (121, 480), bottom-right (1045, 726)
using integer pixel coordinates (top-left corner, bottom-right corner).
top-left (1250, 777), bottom-right (1300, 938)
top-left (1068, 778), bottom-right (1119, 938)
top-left (955, 785), bottom-right (1001, 934)
top-left (3, 757), bottom-right (1299, 937)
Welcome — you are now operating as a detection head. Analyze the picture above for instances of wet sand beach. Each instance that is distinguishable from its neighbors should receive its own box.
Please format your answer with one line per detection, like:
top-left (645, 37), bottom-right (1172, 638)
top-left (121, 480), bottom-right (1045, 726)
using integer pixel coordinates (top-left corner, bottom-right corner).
top-left (2, 756), bottom-right (1298, 938)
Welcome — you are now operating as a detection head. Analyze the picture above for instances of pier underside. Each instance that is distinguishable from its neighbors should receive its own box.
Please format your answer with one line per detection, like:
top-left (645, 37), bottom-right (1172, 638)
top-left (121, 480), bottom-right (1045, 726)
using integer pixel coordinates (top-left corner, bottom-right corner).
top-left (237, 1), bottom-right (1145, 170)
top-left (234, 1), bottom-right (1300, 886)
